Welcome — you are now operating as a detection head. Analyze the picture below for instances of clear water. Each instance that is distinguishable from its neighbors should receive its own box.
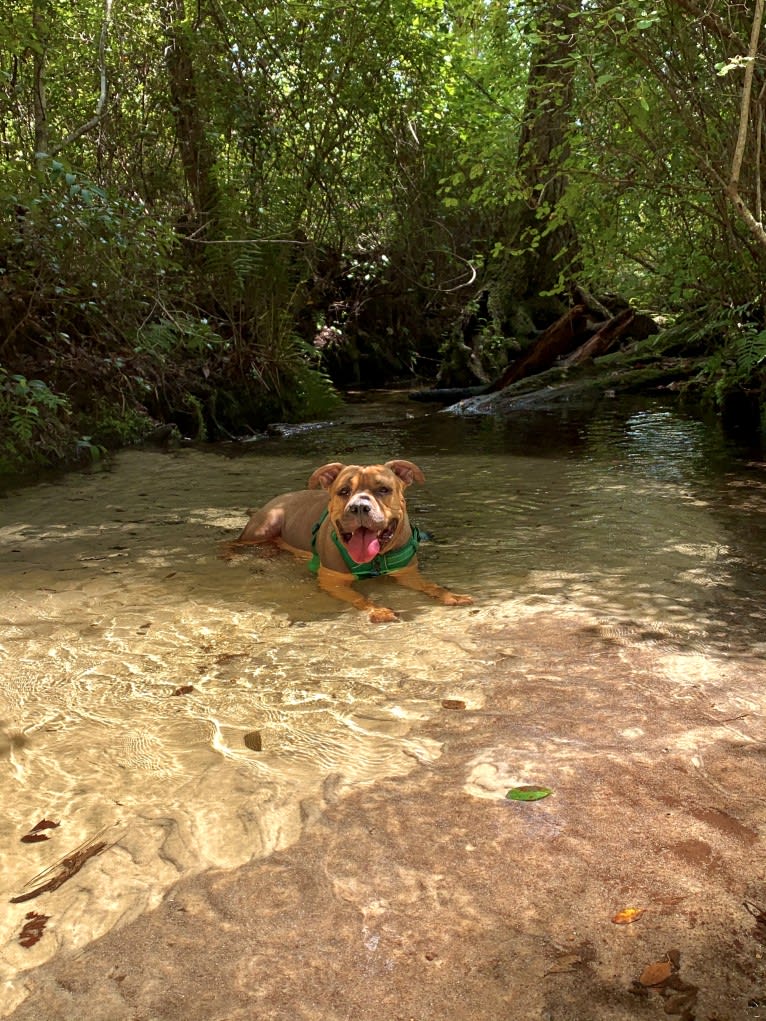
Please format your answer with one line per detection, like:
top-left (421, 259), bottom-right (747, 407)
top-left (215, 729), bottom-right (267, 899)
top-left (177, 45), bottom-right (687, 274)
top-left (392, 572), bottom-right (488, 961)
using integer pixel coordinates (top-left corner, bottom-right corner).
top-left (1, 391), bottom-right (764, 1010)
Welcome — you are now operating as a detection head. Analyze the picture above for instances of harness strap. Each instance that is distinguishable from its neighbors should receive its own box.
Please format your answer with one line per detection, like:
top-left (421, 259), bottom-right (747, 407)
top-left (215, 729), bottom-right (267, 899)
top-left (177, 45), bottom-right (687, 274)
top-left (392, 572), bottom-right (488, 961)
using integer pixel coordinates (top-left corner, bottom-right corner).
top-left (308, 509), bottom-right (424, 577)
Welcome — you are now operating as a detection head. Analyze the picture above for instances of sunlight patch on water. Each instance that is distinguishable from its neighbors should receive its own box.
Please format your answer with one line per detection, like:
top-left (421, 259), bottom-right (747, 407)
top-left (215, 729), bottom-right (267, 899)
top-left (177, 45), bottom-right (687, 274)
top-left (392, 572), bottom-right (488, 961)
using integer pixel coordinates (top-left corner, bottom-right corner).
top-left (0, 448), bottom-right (492, 1004)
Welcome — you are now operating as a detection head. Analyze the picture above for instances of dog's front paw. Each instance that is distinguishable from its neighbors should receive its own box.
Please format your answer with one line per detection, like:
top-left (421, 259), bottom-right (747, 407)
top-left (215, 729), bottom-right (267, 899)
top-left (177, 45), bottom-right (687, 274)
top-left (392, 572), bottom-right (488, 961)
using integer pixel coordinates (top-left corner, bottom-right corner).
top-left (443, 593), bottom-right (473, 606)
top-left (369, 606), bottom-right (400, 623)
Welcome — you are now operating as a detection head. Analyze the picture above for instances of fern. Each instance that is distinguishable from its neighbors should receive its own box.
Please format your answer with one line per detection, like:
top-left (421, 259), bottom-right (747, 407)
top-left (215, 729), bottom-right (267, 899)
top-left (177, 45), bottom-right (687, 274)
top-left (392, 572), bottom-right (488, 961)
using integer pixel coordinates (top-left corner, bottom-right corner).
top-left (691, 303), bottom-right (766, 407)
top-left (137, 316), bottom-right (223, 357)
top-left (731, 328), bottom-right (766, 376)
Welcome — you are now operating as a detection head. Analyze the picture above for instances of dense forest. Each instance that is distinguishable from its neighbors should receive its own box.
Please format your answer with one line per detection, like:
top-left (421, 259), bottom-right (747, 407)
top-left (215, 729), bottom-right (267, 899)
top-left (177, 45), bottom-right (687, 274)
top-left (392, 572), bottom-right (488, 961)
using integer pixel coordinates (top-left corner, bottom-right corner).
top-left (1, 0), bottom-right (765, 471)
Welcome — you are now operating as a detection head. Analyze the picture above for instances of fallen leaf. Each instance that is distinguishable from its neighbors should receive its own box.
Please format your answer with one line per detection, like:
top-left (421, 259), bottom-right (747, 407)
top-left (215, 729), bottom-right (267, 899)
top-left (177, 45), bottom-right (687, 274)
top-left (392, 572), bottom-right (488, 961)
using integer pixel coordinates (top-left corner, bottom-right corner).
top-left (21, 820), bottom-right (60, 844)
top-left (744, 900), bottom-right (766, 924)
top-left (506, 786), bottom-right (552, 802)
top-left (18, 912), bottom-right (49, 948)
top-left (441, 699), bottom-right (466, 711)
top-left (244, 731), bottom-right (262, 752)
top-left (639, 960), bottom-right (673, 986)
top-left (612, 907), bottom-right (645, 925)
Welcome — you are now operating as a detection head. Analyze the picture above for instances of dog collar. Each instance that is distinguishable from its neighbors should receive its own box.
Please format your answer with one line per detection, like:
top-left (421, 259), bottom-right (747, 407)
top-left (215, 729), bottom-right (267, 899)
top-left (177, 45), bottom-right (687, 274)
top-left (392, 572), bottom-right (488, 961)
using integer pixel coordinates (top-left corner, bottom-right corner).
top-left (308, 510), bottom-right (424, 578)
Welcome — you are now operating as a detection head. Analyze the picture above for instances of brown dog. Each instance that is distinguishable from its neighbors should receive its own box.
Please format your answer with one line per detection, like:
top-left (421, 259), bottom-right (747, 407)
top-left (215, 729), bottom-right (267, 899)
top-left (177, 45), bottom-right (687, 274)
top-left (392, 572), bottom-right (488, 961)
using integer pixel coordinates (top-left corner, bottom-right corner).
top-left (236, 459), bottom-right (473, 622)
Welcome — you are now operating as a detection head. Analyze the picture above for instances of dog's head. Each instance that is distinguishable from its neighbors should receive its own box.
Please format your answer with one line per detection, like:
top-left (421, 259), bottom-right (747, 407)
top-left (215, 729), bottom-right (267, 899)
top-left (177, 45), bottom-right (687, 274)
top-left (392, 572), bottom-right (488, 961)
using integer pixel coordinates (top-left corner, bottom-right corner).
top-left (307, 460), bottom-right (425, 564)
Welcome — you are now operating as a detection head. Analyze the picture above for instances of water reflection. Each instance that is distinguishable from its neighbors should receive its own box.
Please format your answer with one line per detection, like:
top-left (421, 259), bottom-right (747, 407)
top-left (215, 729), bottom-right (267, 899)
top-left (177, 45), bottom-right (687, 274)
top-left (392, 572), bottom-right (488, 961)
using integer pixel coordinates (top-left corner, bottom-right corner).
top-left (620, 409), bottom-right (712, 483)
top-left (0, 392), bottom-right (764, 1011)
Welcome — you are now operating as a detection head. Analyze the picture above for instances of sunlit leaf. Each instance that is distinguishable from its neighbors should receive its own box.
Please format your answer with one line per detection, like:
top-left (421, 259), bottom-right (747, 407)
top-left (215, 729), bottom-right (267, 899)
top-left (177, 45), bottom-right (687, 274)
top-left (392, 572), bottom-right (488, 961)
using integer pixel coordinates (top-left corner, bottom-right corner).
top-left (506, 785), bottom-right (552, 801)
top-left (612, 907), bottom-right (645, 925)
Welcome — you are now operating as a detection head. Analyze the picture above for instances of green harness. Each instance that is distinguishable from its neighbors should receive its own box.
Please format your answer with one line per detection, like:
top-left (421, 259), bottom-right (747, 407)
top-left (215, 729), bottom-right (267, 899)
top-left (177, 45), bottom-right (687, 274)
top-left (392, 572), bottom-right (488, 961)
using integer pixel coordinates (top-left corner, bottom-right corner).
top-left (308, 509), bottom-right (425, 578)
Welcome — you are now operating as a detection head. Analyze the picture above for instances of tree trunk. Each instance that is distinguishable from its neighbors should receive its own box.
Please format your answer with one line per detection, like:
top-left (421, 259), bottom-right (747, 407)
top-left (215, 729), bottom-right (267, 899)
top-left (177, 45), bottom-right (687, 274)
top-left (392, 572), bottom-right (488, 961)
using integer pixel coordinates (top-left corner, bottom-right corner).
top-left (162, 0), bottom-right (220, 228)
top-left (489, 0), bottom-right (581, 334)
top-left (32, 0), bottom-right (49, 172)
top-left (724, 0), bottom-right (766, 252)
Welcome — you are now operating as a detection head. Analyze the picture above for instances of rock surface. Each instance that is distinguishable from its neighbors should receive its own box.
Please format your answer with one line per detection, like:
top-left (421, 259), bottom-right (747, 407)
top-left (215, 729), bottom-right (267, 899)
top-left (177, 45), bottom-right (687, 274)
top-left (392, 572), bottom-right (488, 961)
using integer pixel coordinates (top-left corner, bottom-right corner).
top-left (7, 613), bottom-right (766, 1021)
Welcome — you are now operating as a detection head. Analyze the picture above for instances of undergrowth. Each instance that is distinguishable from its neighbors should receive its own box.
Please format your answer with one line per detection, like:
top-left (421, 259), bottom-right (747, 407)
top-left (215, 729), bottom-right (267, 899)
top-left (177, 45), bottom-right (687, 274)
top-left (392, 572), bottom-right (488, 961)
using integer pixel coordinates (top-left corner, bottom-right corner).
top-left (0, 369), bottom-right (77, 473)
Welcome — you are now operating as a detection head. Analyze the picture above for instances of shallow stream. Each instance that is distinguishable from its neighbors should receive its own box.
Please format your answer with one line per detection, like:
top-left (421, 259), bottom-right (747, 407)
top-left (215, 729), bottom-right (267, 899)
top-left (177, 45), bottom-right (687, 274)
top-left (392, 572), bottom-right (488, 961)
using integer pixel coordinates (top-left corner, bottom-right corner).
top-left (1, 391), bottom-right (765, 1012)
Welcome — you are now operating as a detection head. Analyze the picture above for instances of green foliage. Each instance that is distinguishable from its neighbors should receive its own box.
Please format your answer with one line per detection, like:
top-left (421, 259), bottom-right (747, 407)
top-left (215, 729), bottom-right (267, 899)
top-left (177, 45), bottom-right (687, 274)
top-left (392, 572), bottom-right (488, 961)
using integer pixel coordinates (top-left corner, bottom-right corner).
top-left (0, 164), bottom-right (178, 355)
top-left (688, 304), bottom-right (766, 407)
top-left (0, 368), bottom-right (72, 472)
top-left (1, 0), bottom-right (765, 464)
top-left (278, 343), bottom-right (342, 420)
top-left (564, 1), bottom-right (764, 310)
top-left (75, 402), bottom-right (156, 450)
top-left (724, 328), bottom-right (766, 383)
top-left (251, 311), bottom-right (341, 420)
top-left (184, 394), bottom-right (207, 442)
top-left (136, 316), bottom-right (224, 358)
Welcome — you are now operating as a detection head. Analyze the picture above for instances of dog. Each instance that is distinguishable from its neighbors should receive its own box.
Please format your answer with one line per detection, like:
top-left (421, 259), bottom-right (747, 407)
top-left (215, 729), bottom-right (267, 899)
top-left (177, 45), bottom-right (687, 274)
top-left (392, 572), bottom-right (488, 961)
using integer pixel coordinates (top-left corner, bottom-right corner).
top-left (235, 459), bottom-right (473, 622)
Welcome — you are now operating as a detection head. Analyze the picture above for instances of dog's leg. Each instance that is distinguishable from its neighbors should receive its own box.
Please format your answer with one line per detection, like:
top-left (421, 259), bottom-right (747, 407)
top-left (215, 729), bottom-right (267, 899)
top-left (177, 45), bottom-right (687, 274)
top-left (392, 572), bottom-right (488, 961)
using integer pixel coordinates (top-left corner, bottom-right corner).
top-left (390, 563), bottom-right (473, 606)
top-left (317, 567), bottom-right (399, 623)
top-left (236, 506), bottom-right (285, 544)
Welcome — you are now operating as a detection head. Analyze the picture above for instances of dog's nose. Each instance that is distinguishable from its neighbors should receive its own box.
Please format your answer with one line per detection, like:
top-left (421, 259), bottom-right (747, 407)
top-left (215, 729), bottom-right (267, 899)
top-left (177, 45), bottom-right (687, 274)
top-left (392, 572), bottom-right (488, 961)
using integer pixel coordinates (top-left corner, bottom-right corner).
top-left (348, 497), bottom-right (372, 515)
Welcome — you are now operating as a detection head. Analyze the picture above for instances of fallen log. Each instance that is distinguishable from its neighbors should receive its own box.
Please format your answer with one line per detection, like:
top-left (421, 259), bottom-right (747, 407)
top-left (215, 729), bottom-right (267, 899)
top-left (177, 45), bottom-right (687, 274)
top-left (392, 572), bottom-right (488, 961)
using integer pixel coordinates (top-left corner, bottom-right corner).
top-left (571, 284), bottom-right (613, 320)
top-left (445, 356), bottom-right (705, 417)
top-left (562, 308), bottom-right (636, 367)
top-left (485, 304), bottom-right (590, 392)
top-left (409, 385), bottom-right (487, 403)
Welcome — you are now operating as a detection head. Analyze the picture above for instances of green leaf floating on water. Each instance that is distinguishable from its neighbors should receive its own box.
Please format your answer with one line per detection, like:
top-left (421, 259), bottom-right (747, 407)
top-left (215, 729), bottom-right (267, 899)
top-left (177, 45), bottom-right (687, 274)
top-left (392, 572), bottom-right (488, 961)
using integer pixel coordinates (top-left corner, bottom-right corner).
top-left (506, 785), bottom-right (552, 802)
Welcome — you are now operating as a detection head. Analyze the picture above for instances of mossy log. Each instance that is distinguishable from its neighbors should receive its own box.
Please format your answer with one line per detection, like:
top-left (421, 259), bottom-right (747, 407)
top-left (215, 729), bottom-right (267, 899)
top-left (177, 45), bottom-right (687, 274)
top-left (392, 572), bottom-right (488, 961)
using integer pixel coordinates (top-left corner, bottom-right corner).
top-left (443, 355), bottom-right (705, 416)
top-left (485, 305), bottom-right (589, 391)
top-left (562, 308), bottom-right (636, 367)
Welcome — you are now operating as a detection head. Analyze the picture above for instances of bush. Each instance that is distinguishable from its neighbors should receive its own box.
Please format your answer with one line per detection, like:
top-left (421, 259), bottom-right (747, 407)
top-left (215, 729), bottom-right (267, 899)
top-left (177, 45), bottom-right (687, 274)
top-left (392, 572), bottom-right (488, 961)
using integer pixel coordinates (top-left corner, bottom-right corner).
top-left (0, 368), bottom-right (74, 472)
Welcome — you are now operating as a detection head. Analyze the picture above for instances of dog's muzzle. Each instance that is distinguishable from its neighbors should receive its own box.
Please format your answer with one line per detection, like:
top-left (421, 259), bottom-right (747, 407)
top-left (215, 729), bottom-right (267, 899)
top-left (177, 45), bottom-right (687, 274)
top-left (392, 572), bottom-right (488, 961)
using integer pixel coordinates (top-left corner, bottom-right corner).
top-left (336, 494), bottom-right (397, 563)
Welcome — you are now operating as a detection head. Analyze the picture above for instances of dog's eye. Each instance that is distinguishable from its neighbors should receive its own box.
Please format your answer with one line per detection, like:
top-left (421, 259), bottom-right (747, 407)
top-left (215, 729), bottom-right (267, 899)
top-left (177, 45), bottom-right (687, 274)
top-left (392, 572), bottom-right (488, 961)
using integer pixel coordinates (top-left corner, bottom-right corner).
top-left (338, 486), bottom-right (351, 497)
top-left (378, 486), bottom-right (390, 495)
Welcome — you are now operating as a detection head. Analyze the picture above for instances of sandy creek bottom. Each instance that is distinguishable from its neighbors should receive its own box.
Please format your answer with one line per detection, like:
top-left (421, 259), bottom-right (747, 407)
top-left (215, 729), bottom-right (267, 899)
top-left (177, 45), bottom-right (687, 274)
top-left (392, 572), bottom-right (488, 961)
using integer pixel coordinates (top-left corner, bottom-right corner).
top-left (1, 394), bottom-right (766, 1016)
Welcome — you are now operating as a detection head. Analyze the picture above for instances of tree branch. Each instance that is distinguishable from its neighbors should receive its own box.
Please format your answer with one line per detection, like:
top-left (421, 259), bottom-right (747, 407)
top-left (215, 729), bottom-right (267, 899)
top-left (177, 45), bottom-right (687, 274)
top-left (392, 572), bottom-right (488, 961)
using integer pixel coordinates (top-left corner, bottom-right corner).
top-left (669, 0), bottom-right (747, 52)
top-left (49, 0), bottom-right (112, 158)
top-left (32, 0), bottom-right (49, 168)
top-left (726, 0), bottom-right (766, 250)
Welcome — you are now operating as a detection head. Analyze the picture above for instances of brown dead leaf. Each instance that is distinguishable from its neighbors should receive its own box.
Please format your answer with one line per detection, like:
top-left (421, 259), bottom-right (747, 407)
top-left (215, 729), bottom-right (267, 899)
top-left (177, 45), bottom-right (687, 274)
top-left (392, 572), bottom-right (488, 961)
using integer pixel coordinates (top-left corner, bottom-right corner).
top-left (21, 819), bottom-right (60, 844)
top-left (18, 912), bottom-right (49, 948)
top-left (639, 960), bottom-right (673, 986)
top-left (244, 731), bottom-right (262, 752)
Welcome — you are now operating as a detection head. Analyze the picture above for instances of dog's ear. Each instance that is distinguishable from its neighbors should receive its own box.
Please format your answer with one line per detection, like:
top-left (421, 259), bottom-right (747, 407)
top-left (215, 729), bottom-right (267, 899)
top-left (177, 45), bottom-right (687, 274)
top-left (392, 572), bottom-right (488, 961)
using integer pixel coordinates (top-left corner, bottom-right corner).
top-left (384, 459), bottom-right (425, 486)
top-left (308, 462), bottom-right (346, 490)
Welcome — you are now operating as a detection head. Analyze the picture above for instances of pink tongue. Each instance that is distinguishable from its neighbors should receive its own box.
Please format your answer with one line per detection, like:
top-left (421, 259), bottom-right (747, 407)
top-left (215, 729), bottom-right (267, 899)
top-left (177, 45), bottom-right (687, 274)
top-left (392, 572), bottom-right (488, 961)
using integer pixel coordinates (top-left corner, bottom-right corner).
top-left (347, 527), bottom-right (381, 563)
